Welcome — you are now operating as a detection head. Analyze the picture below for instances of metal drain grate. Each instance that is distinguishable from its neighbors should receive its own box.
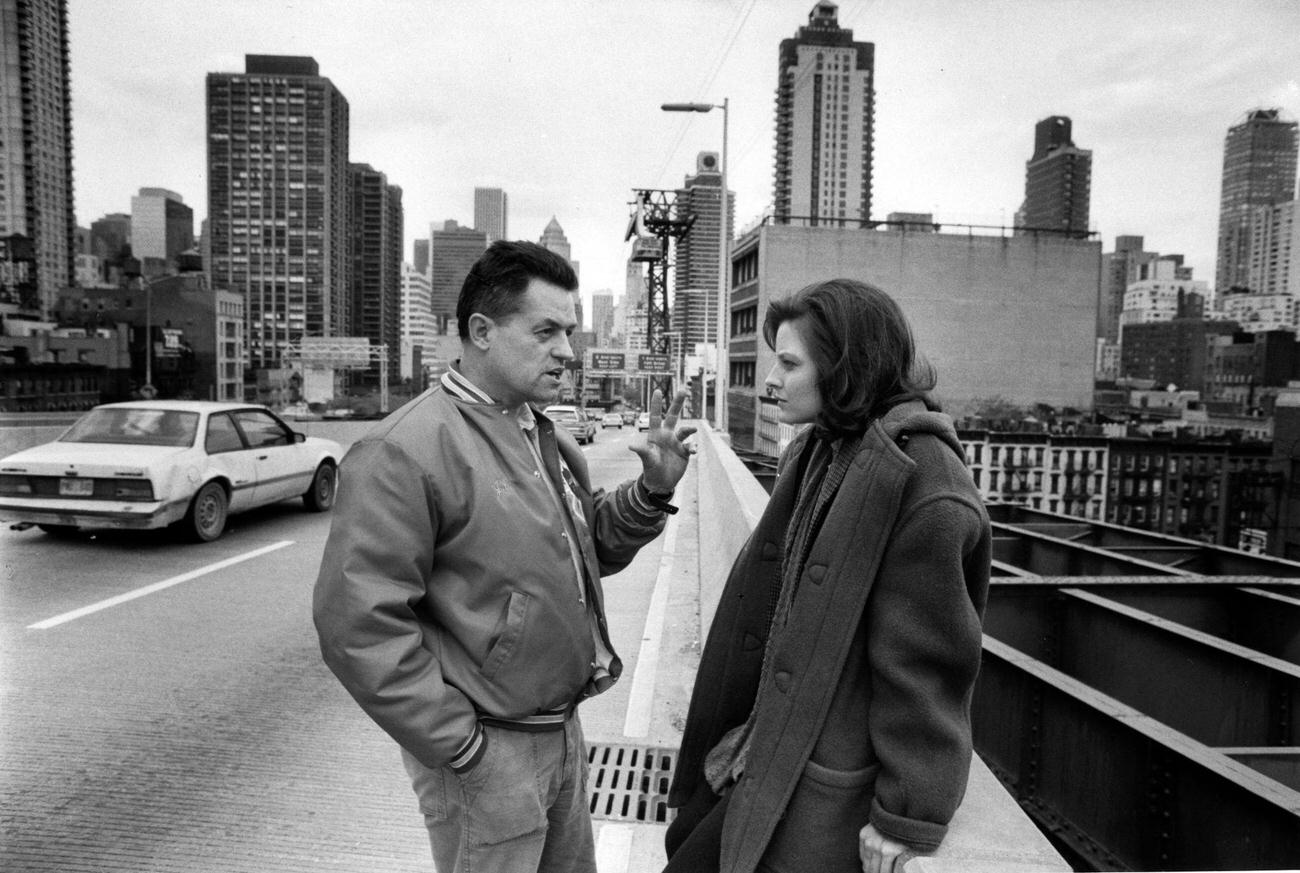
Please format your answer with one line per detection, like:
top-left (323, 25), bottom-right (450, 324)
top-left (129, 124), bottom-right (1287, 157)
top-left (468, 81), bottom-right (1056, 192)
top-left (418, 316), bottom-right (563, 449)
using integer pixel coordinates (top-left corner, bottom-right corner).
top-left (587, 742), bottom-right (678, 823)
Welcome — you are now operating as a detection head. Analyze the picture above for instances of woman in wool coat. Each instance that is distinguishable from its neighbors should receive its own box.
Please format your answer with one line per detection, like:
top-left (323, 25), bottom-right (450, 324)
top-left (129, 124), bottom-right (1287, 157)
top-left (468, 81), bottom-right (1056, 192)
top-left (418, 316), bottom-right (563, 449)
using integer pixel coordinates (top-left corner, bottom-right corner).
top-left (663, 279), bottom-right (991, 873)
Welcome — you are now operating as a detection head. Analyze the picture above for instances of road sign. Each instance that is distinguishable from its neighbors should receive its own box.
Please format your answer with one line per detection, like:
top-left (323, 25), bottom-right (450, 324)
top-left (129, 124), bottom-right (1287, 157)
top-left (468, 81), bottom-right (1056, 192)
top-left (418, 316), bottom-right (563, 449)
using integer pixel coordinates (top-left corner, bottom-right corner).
top-left (638, 353), bottom-right (671, 375)
top-left (590, 352), bottom-right (626, 372)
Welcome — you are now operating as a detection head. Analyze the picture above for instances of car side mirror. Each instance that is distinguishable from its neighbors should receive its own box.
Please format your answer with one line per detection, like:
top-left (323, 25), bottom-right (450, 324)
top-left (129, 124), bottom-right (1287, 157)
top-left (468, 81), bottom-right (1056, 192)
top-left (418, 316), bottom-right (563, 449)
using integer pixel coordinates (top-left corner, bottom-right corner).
top-left (294, 432), bottom-right (306, 443)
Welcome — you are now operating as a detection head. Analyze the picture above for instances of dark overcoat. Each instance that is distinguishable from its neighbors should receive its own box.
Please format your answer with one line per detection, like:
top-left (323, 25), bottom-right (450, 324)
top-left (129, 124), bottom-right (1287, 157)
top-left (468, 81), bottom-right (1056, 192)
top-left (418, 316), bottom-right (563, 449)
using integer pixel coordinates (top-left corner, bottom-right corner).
top-left (667, 402), bottom-right (992, 873)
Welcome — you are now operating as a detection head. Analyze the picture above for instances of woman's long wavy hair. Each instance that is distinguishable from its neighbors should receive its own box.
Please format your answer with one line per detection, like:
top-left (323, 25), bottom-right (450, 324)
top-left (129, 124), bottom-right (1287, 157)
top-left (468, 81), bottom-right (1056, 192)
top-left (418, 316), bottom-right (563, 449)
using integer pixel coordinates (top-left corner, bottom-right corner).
top-left (762, 278), bottom-right (938, 436)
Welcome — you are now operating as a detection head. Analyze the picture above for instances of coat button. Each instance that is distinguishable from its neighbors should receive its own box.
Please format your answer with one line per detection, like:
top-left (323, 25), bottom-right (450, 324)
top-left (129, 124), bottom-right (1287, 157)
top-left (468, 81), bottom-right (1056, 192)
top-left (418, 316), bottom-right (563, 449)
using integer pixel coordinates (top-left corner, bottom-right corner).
top-left (808, 564), bottom-right (826, 585)
top-left (775, 671), bottom-right (791, 692)
top-left (761, 541), bottom-right (779, 559)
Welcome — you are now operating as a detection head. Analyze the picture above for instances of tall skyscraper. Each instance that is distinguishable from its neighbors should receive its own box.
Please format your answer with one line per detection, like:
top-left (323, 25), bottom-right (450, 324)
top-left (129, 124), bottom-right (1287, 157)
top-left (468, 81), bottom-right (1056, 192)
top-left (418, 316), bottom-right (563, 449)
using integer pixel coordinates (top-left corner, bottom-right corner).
top-left (772, 2), bottom-right (875, 227)
top-left (539, 216), bottom-right (579, 283)
top-left (1248, 199), bottom-right (1300, 297)
top-left (207, 55), bottom-right (351, 372)
top-left (1216, 108), bottom-right (1298, 294)
top-left (1020, 116), bottom-right (1092, 237)
top-left (473, 187), bottom-right (508, 243)
top-left (350, 164), bottom-right (403, 386)
top-left (429, 220), bottom-right (487, 330)
top-left (400, 262), bottom-right (434, 370)
top-left (130, 188), bottom-right (194, 275)
top-left (412, 238), bottom-right (430, 275)
top-left (591, 292), bottom-right (616, 347)
top-left (675, 151), bottom-right (735, 350)
top-left (0, 0), bottom-right (75, 313)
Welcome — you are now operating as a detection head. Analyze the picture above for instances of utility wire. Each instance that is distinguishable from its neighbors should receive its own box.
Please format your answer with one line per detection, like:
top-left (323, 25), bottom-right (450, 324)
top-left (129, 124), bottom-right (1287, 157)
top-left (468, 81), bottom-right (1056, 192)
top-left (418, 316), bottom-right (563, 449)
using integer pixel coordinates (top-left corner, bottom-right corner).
top-left (650, 0), bottom-right (758, 190)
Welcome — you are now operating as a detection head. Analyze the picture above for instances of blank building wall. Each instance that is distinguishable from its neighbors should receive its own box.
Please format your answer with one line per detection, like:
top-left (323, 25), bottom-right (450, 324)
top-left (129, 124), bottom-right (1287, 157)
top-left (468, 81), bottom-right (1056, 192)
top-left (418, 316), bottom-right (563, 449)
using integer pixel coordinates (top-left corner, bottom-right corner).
top-left (756, 226), bottom-right (1101, 411)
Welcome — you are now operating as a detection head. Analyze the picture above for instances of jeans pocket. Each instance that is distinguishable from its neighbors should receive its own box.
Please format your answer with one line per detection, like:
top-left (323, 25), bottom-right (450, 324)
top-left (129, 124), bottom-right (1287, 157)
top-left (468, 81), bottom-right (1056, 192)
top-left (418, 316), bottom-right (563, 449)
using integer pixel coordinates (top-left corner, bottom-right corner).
top-left (456, 727), bottom-right (547, 846)
top-left (400, 747), bottom-right (448, 821)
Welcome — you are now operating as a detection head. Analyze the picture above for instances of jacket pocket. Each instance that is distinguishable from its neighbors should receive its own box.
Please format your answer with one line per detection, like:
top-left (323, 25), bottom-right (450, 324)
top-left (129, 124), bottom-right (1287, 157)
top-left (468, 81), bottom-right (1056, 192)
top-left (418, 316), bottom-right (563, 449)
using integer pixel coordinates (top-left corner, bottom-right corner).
top-left (762, 760), bottom-right (880, 872)
top-left (480, 590), bottom-right (530, 680)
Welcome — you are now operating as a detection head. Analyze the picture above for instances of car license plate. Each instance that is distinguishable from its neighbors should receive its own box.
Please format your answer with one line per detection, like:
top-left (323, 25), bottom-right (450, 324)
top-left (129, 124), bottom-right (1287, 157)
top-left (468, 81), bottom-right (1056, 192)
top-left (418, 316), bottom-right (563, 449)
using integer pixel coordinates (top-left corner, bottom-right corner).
top-left (59, 477), bottom-right (94, 497)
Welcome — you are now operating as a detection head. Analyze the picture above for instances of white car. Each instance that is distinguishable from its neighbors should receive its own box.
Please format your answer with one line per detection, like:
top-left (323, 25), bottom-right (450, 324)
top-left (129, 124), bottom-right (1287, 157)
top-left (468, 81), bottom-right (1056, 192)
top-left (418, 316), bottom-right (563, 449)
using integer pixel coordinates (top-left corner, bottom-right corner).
top-left (0, 400), bottom-right (343, 542)
top-left (601, 412), bottom-right (623, 429)
top-left (544, 405), bottom-right (597, 445)
top-left (636, 412), bottom-right (651, 431)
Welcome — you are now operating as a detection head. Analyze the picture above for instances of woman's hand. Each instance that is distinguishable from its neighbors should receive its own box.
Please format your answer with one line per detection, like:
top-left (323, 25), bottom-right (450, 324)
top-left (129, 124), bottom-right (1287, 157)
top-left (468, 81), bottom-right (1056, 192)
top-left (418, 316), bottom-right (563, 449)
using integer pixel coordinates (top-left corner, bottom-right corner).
top-left (859, 824), bottom-right (911, 873)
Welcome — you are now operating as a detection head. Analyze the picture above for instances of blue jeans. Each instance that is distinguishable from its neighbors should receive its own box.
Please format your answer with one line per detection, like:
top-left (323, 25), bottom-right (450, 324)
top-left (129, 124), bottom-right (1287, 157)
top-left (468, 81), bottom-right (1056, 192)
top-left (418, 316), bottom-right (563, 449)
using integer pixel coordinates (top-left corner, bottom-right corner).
top-left (401, 716), bottom-right (595, 873)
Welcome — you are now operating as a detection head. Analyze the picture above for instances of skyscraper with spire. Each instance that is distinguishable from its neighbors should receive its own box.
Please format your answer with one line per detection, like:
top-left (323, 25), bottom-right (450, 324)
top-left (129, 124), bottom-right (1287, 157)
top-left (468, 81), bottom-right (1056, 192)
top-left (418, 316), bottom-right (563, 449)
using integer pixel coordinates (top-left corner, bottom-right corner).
top-left (0, 0), bottom-right (75, 314)
top-left (539, 216), bottom-right (578, 279)
top-left (772, 2), bottom-right (875, 227)
top-left (1215, 109), bottom-right (1298, 294)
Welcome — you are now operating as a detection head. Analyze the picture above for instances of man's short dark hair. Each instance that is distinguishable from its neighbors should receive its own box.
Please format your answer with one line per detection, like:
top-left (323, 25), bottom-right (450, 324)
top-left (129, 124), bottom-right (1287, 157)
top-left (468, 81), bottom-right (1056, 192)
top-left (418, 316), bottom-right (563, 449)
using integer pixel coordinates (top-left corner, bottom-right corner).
top-left (457, 241), bottom-right (579, 339)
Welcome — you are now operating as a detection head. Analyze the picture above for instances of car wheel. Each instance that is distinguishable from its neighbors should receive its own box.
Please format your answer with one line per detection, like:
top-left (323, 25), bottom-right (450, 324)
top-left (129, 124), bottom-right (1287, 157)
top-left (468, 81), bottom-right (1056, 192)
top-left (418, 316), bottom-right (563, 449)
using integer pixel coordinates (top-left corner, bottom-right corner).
top-left (184, 481), bottom-right (229, 542)
top-left (37, 524), bottom-right (79, 538)
top-left (304, 462), bottom-right (337, 512)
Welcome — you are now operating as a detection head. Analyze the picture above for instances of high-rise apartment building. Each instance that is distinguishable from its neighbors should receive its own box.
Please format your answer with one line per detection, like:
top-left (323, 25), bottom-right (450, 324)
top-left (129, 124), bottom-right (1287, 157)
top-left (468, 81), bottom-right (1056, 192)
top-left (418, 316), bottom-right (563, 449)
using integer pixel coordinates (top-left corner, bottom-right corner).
top-left (1020, 116), bottom-right (1092, 237)
top-left (674, 151), bottom-right (735, 351)
top-left (473, 187), bottom-right (508, 243)
top-left (772, 2), bottom-right (874, 227)
top-left (429, 220), bottom-right (486, 330)
top-left (1216, 109), bottom-right (1298, 294)
top-left (1248, 198), bottom-right (1300, 297)
top-left (206, 55), bottom-right (351, 373)
top-left (400, 262), bottom-right (434, 374)
top-left (1099, 236), bottom-right (1157, 343)
top-left (350, 164), bottom-right (403, 386)
top-left (130, 188), bottom-right (194, 275)
top-left (0, 0), bottom-right (75, 314)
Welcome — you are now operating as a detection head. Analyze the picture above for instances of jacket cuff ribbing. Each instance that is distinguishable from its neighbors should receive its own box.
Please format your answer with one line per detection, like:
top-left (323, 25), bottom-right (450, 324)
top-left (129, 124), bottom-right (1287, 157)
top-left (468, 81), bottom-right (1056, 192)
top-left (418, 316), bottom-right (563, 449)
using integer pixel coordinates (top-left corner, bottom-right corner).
top-left (448, 722), bottom-right (486, 773)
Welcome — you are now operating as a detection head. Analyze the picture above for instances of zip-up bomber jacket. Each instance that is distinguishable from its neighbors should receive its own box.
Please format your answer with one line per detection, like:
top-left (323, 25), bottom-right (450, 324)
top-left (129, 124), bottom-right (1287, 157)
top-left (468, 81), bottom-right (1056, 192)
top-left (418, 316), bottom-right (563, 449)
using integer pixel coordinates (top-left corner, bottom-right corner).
top-left (312, 386), bottom-right (667, 771)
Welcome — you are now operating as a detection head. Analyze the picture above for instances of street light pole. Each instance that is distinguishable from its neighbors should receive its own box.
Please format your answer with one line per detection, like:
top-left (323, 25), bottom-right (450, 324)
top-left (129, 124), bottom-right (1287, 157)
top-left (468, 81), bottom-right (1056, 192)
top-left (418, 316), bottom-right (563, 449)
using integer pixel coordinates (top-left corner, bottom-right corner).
top-left (661, 98), bottom-right (730, 432)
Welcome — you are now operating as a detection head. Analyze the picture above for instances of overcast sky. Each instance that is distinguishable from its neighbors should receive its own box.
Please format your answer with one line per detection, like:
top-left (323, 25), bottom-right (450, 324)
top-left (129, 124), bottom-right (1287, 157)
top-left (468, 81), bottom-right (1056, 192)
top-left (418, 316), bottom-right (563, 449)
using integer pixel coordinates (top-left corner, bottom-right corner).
top-left (69, 0), bottom-right (1300, 316)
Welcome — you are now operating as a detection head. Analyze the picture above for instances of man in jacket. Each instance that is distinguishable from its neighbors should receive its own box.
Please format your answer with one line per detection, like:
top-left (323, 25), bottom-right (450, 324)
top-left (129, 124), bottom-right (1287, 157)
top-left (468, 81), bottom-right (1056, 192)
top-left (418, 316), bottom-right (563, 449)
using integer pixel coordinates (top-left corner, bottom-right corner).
top-left (313, 240), bottom-right (695, 873)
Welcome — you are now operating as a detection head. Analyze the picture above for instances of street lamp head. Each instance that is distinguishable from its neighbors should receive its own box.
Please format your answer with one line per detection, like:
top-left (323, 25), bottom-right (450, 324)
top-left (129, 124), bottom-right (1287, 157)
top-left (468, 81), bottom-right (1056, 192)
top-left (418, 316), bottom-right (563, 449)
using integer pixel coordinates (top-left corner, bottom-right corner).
top-left (661, 102), bottom-right (715, 113)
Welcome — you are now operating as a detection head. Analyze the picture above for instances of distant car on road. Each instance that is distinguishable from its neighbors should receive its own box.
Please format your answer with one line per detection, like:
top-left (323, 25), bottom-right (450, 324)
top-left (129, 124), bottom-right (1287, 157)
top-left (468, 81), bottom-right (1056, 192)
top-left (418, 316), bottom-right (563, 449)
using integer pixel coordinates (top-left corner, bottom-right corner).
top-left (636, 412), bottom-right (651, 431)
top-left (544, 405), bottom-right (597, 444)
top-left (0, 400), bottom-right (343, 543)
top-left (601, 412), bottom-right (624, 429)
top-left (622, 410), bottom-right (638, 426)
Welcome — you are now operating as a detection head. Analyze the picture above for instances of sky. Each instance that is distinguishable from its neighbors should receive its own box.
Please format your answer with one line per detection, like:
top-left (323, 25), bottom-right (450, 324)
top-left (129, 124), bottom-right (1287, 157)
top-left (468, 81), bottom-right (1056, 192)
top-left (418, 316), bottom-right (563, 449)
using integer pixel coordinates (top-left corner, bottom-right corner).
top-left (69, 0), bottom-right (1300, 319)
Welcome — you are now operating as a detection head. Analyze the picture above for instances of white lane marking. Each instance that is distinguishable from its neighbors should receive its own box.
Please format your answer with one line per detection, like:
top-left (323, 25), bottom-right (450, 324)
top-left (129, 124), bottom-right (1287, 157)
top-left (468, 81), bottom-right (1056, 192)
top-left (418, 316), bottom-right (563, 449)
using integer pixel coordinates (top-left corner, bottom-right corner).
top-left (594, 822), bottom-right (635, 873)
top-left (623, 511), bottom-right (678, 737)
top-left (28, 540), bottom-right (295, 630)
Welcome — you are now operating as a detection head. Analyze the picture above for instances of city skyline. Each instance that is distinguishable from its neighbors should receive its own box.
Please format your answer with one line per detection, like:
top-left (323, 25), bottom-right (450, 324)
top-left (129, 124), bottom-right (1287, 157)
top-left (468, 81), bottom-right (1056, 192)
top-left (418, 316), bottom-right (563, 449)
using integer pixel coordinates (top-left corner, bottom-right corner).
top-left (68, 0), bottom-right (1300, 310)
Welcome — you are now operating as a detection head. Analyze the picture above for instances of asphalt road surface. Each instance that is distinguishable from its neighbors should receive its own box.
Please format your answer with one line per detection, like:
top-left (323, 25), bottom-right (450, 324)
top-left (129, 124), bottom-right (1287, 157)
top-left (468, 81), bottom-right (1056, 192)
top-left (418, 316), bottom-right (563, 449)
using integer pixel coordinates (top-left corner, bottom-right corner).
top-left (0, 423), bottom-right (687, 872)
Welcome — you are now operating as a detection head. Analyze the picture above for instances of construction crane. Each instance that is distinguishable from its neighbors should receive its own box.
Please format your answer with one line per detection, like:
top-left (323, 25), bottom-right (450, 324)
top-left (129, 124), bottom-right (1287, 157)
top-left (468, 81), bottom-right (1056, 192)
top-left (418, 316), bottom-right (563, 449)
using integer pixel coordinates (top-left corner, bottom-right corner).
top-left (625, 189), bottom-right (695, 397)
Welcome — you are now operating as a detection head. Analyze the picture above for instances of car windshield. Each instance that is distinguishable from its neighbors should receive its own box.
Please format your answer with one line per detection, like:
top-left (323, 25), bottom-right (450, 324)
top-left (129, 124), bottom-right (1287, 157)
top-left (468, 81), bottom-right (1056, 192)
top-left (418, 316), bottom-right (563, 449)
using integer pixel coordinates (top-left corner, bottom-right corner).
top-left (60, 408), bottom-right (200, 447)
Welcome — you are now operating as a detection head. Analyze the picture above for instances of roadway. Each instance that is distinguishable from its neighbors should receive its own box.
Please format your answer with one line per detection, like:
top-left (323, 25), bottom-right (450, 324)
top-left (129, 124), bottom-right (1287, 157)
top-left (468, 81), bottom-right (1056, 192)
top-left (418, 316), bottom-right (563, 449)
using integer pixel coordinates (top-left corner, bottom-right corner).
top-left (0, 420), bottom-right (697, 872)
